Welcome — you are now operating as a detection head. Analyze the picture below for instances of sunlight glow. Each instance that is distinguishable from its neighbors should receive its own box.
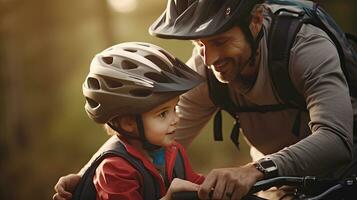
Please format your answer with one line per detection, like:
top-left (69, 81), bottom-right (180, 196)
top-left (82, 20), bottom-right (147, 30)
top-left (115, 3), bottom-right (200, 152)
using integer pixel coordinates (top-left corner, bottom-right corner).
top-left (107, 0), bottom-right (138, 13)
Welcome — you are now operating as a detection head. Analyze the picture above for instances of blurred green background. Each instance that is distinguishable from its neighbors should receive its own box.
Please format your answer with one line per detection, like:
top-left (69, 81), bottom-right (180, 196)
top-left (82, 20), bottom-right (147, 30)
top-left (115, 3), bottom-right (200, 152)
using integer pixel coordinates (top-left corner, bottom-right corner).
top-left (0, 0), bottom-right (356, 199)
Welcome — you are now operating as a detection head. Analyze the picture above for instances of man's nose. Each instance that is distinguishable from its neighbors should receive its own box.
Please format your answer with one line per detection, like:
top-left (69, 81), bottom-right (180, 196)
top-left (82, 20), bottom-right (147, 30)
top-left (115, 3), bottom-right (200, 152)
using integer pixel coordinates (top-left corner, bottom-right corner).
top-left (199, 45), bottom-right (219, 66)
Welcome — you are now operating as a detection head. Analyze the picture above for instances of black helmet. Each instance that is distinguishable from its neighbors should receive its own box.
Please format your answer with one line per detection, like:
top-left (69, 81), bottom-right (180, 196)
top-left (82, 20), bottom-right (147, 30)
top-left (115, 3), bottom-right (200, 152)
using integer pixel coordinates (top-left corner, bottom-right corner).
top-left (83, 42), bottom-right (203, 124)
top-left (149, 0), bottom-right (264, 40)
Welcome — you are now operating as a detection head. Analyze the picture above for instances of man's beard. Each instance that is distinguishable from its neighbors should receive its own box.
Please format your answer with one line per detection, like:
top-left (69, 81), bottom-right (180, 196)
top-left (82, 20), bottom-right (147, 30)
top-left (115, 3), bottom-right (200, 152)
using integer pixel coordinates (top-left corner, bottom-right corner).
top-left (213, 57), bottom-right (251, 83)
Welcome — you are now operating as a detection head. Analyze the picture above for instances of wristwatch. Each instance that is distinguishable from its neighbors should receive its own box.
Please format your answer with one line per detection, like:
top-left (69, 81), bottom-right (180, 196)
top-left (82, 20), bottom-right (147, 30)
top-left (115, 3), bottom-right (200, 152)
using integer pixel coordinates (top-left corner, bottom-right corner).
top-left (254, 158), bottom-right (278, 179)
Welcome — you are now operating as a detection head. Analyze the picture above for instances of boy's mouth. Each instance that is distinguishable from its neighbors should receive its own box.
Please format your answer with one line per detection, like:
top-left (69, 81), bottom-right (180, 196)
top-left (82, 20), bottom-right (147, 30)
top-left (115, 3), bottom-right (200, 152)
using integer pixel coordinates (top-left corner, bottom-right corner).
top-left (166, 131), bottom-right (175, 135)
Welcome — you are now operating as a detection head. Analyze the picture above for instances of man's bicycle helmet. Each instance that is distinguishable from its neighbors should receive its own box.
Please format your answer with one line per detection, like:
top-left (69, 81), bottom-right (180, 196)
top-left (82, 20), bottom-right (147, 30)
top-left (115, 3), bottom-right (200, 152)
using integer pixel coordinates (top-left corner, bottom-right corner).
top-left (83, 42), bottom-right (203, 150)
top-left (149, 0), bottom-right (264, 40)
top-left (149, 0), bottom-right (265, 66)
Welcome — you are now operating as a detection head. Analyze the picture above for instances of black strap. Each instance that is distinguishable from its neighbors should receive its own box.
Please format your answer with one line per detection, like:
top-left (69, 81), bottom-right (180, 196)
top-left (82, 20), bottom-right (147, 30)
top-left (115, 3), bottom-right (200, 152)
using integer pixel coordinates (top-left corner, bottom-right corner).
top-left (172, 148), bottom-right (186, 180)
top-left (239, 23), bottom-right (264, 66)
top-left (206, 68), bottom-right (294, 149)
top-left (106, 122), bottom-right (141, 141)
top-left (206, 67), bottom-right (237, 114)
top-left (206, 68), bottom-right (242, 149)
top-left (230, 120), bottom-right (241, 150)
top-left (353, 117), bottom-right (356, 169)
top-left (267, 10), bottom-right (311, 138)
top-left (268, 11), bottom-right (306, 110)
top-left (135, 115), bottom-right (161, 151)
top-left (72, 136), bottom-right (159, 200)
top-left (213, 110), bottom-right (223, 141)
top-left (346, 33), bottom-right (357, 44)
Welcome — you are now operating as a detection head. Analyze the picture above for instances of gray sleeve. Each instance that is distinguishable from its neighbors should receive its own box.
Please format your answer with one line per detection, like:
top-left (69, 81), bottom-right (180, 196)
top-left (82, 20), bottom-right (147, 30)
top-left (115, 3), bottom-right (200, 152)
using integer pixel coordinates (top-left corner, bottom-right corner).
top-left (174, 48), bottom-right (217, 148)
top-left (268, 25), bottom-right (354, 177)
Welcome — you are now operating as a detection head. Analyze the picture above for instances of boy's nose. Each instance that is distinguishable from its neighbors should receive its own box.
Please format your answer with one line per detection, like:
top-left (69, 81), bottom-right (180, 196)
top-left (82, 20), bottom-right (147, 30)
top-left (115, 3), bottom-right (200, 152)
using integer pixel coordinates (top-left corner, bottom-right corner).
top-left (172, 111), bottom-right (179, 125)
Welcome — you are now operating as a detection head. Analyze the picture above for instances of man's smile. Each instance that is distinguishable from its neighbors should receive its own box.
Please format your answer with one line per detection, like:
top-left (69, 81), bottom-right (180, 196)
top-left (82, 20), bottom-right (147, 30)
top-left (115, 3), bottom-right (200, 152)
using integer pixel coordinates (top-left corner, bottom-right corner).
top-left (212, 59), bottom-right (230, 73)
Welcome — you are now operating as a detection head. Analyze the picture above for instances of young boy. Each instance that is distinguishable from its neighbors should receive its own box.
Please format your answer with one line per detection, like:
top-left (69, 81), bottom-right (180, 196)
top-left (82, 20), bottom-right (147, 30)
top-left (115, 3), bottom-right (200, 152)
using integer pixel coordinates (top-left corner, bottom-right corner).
top-left (73, 42), bottom-right (205, 200)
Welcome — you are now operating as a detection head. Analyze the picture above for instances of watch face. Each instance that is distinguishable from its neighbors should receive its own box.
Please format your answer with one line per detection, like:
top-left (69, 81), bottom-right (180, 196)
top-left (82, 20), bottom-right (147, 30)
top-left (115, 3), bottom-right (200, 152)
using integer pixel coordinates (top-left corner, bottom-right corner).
top-left (260, 160), bottom-right (277, 172)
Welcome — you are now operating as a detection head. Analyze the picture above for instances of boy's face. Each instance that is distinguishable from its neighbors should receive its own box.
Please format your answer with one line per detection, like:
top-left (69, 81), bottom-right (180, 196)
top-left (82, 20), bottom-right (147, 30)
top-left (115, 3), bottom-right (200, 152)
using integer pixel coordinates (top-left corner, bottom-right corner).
top-left (141, 96), bottom-right (179, 147)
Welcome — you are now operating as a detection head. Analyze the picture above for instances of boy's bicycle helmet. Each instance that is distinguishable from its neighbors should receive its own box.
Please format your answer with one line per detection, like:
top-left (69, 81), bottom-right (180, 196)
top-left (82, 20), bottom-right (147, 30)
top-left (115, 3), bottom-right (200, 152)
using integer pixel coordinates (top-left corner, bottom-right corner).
top-left (83, 42), bottom-right (203, 150)
top-left (83, 42), bottom-right (203, 124)
top-left (149, 0), bottom-right (264, 40)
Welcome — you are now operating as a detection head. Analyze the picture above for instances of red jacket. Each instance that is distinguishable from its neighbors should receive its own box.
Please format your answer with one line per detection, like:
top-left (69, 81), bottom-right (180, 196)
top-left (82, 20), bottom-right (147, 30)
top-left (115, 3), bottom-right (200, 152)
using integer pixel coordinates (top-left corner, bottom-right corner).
top-left (93, 140), bottom-right (205, 200)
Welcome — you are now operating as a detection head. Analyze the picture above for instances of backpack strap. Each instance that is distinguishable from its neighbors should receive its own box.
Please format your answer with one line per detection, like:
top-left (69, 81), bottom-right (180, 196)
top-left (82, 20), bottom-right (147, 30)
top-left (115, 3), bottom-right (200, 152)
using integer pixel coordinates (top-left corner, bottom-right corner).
top-left (161, 146), bottom-right (186, 187)
top-left (267, 9), bottom-right (306, 110)
top-left (206, 68), bottom-right (242, 149)
top-left (267, 7), bottom-right (314, 137)
top-left (172, 147), bottom-right (186, 180)
top-left (72, 136), bottom-right (159, 200)
top-left (346, 33), bottom-right (357, 45)
top-left (206, 68), bottom-right (293, 149)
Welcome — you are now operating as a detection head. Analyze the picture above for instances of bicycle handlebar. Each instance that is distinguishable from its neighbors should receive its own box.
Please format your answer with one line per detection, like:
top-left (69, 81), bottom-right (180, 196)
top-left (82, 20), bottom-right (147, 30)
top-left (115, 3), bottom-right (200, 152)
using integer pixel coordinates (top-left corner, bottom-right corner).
top-left (248, 176), bottom-right (327, 193)
top-left (172, 175), bottom-right (357, 200)
top-left (171, 191), bottom-right (265, 200)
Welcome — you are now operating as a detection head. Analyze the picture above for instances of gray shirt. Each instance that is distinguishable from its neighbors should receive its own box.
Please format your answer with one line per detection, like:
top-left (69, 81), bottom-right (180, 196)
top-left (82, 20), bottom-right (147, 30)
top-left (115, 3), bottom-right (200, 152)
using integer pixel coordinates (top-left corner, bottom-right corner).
top-left (174, 9), bottom-right (356, 178)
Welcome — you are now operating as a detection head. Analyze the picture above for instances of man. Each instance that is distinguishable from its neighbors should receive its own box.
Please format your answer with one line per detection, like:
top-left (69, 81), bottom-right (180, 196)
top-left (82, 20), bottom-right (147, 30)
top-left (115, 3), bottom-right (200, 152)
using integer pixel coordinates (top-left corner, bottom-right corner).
top-left (54, 0), bottom-right (356, 199)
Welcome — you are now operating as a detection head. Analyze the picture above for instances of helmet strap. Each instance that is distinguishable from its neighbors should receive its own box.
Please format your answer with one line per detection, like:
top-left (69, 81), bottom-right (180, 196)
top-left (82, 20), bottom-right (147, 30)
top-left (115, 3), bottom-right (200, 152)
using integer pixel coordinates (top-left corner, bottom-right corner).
top-left (106, 121), bottom-right (142, 141)
top-left (135, 115), bottom-right (161, 151)
top-left (107, 117), bottom-right (161, 151)
top-left (240, 23), bottom-right (264, 66)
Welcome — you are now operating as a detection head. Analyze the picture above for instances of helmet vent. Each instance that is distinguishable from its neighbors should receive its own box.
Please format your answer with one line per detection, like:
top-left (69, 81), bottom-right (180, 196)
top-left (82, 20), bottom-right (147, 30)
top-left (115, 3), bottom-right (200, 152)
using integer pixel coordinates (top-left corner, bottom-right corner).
top-left (86, 97), bottom-right (99, 108)
top-left (87, 77), bottom-right (100, 90)
top-left (121, 60), bottom-right (138, 69)
top-left (173, 67), bottom-right (186, 78)
top-left (144, 72), bottom-right (172, 83)
top-left (137, 43), bottom-right (150, 47)
top-left (159, 50), bottom-right (175, 64)
top-left (175, 59), bottom-right (193, 75)
top-left (103, 78), bottom-right (123, 89)
top-left (129, 89), bottom-right (152, 97)
top-left (124, 48), bottom-right (137, 53)
top-left (145, 55), bottom-right (171, 72)
top-left (102, 56), bottom-right (114, 65)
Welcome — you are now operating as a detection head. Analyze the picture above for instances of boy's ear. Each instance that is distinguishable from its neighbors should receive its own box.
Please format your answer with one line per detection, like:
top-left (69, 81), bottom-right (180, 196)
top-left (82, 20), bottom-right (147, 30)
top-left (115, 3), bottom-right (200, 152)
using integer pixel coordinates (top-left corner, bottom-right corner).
top-left (118, 116), bottom-right (137, 133)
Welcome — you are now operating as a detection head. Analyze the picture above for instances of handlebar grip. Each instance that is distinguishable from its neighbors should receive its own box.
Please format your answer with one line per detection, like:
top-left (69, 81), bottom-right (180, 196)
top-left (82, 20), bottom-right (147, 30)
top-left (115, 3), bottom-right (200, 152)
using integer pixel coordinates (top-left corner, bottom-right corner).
top-left (172, 191), bottom-right (198, 200)
top-left (171, 191), bottom-right (265, 200)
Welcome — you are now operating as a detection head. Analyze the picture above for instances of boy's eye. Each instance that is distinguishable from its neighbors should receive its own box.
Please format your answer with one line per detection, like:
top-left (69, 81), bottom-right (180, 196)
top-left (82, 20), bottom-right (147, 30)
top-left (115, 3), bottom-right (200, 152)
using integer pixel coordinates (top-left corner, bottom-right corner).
top-left (159, 111), bottom-right (168, 118)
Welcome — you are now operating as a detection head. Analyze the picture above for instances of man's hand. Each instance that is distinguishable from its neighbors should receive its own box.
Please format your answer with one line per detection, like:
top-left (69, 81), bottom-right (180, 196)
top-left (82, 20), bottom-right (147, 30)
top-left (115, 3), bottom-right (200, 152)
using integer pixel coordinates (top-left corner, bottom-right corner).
top-left (160, 178), bottom-right (199, 200)
top-left (53, 174), bottom-right (81, 200)
top-left (198, 163), bottom-right (264, 200)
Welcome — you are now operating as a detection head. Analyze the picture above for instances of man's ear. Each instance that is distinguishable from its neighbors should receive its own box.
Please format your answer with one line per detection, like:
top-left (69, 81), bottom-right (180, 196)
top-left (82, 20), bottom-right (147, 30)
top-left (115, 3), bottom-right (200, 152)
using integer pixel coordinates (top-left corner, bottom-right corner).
top-left (118, 116), bottom-right (137, 133)
top-left (249, 6), bottom-right (264, 38)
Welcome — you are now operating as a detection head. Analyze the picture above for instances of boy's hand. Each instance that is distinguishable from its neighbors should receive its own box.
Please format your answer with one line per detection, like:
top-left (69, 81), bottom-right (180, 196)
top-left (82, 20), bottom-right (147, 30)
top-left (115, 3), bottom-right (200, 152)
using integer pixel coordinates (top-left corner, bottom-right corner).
top-left (161, 178), bottom-right (199, 200)
top-left (53, 174), bottom-right (81, 200)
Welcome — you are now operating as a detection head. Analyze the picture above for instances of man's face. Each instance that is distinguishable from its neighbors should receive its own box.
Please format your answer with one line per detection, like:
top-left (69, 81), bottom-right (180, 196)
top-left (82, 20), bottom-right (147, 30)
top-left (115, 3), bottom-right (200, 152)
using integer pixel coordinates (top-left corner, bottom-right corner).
top-left (192, 26), bottom-right (252, 83)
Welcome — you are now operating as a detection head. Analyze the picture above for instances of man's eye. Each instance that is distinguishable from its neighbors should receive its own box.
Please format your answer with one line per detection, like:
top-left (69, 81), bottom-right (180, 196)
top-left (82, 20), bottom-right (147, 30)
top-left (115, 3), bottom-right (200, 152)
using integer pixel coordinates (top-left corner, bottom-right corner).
top-left (213, 39), bottom-right (228, 46)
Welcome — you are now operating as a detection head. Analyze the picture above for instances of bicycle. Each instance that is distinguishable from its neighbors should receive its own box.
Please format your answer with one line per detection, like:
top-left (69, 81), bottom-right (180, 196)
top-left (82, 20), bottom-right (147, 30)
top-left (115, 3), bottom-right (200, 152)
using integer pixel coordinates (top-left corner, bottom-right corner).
top-left (172, 175), bottom-right (357, 200)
